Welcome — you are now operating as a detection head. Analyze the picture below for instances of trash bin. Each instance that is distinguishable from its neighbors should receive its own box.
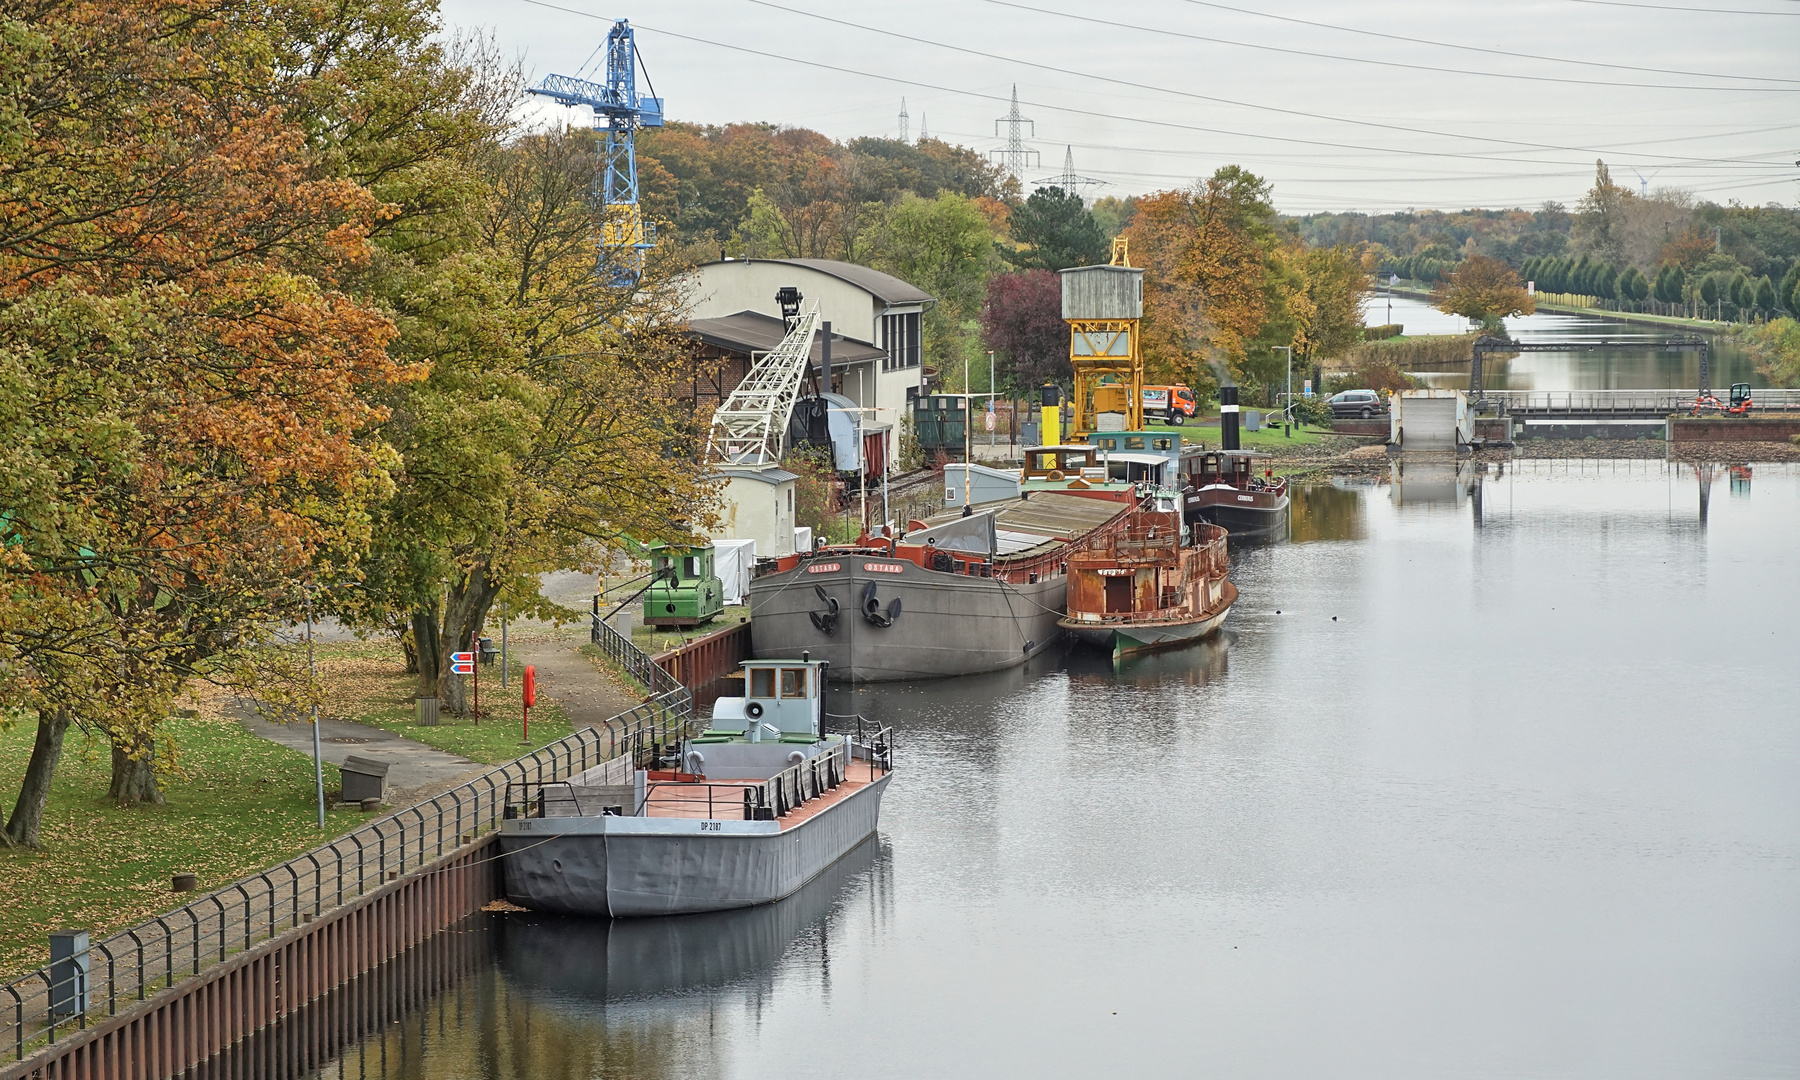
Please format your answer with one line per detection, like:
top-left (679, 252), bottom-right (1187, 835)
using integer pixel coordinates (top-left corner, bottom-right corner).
top-left (340, 755), bottom-right (389, 804)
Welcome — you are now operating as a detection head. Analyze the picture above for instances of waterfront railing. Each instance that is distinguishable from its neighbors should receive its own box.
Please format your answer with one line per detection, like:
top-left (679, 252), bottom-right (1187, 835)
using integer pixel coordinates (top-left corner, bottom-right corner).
top-left (3, 627), bottom-right (693, 1065)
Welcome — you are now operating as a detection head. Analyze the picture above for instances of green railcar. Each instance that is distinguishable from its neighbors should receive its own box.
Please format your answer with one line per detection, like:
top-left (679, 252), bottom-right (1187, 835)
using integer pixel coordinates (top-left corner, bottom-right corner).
top-left (644, 543), bottom-right (725, 628)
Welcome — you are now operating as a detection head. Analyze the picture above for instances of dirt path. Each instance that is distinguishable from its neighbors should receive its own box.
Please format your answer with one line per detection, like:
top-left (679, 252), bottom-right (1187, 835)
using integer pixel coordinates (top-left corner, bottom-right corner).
top-left (501, 570), bottom-right (642, 731)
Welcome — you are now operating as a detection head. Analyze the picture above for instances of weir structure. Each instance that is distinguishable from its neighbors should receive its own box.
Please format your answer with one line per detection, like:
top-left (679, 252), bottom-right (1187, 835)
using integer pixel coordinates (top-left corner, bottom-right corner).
top-left (1, 618), bottom-right (695, 1080)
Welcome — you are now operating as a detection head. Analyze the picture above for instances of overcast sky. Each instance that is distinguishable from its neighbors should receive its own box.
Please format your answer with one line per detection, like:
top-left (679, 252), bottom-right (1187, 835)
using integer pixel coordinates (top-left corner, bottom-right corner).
top-left (439, 0), bottom-right (1800, 214)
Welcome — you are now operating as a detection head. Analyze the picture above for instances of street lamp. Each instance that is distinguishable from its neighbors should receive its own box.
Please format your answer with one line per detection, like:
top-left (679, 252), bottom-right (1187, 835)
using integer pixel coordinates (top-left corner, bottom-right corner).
top-left (1272, 345), bottom-right (1294, 435)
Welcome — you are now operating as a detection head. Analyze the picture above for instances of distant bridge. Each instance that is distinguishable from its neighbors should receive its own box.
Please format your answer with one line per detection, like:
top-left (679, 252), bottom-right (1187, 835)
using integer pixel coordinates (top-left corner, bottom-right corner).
top-left (1487, 388), bottom-right (1800, 420)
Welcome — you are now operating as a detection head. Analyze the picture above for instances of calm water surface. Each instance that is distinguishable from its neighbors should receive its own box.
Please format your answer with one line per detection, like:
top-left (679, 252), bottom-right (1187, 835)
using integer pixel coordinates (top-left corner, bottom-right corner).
top-left (1369, 294), bottom-right (1756, 390)
top-left (299, 462), bottom-right (1799, 1080)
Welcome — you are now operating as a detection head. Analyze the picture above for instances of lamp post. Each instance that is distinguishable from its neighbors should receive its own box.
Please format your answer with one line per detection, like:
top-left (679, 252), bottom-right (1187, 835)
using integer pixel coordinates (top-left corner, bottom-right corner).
top-left (1273, 345), bottom-right (1293, 435)
top-left (304, 591), bottom-right (324, 829)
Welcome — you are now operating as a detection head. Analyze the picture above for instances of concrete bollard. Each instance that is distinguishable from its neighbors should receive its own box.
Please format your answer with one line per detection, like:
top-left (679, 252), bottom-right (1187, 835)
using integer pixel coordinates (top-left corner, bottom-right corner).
top-left (48, 930), bottom-right (89, 1019)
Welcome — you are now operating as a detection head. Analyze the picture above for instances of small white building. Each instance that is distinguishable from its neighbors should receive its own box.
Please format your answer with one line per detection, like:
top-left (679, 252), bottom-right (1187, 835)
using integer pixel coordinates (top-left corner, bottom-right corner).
top-left (710, 465), bottom-right (799, 559)
top-left (681, 258), bottom-right (932, 464)
top-left (1390, 388), bottom-right (1472, 450)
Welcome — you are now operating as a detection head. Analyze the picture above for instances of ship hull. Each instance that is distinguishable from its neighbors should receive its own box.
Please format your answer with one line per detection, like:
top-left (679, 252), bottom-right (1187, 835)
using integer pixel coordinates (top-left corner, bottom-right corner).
top-left (748, 558), bottom-right (1068, 680)
top-left (1192, 487), bottom-right (1290, 536)
top-left (499, 772), bottom-right (890, 918)
top-left (1061, 583), bottom-right (1236, 658)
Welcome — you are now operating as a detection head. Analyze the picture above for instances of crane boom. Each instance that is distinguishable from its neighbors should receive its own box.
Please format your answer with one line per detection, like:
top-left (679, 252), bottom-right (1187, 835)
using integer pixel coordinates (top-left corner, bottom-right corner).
top-left (707, 305), bottom-right (821, 465)
top-left (528, 20), bottom-right (664, 286)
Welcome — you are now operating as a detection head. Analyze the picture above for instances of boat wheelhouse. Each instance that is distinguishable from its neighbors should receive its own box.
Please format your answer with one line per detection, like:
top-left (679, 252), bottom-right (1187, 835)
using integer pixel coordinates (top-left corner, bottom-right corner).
top-left (1187, 449), bottom-right (1290, 536)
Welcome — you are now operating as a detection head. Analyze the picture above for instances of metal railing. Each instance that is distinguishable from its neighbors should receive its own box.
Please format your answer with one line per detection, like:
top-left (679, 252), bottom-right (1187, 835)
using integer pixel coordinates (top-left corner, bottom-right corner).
top-left (591, 597), bottom-right (685, 697)
top-left (1486, 388), bottom-right (1800, 415)
top-left (3, 626), bottom-right (693, 1065)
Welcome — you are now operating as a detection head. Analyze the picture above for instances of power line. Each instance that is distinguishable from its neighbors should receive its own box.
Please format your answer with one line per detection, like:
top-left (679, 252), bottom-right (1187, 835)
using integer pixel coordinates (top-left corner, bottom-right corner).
top-left (1173, 0), bottom-right (1800, 85)
top-left (735, 0), bottom-right (1795, 165)
top-left (977, 0), bottom-right (1800, 91)
top-left (516, 0), bottom-right (1786, 173)
top-left (1564, 0), bottom-right (1800, 12)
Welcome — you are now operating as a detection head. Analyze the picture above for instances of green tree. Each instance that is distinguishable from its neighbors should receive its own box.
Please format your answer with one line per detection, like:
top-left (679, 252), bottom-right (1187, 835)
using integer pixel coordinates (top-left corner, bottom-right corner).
top-left (1754, 275), bottom-right (1777, 315)
top-left (1005, 187), bottom-right (1108, 270)
top-left (861, 192), bottom-right (1001, 382)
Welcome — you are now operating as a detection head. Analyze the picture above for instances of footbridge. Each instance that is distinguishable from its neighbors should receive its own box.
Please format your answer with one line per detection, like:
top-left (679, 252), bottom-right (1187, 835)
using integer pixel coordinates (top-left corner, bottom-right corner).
top-left (1486, 388), bottom-right (1800, 420)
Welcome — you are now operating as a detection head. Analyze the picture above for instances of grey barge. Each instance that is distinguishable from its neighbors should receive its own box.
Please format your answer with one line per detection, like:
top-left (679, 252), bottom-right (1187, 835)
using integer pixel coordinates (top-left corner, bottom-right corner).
top-left (749, 479), bottom-right (1137, 681)
top-left (500, 658), bottom-right (892, 917)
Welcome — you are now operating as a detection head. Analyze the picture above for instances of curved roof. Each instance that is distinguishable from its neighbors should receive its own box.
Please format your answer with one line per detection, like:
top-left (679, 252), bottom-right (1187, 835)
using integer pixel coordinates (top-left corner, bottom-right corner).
top-left (700, 259), bottom-right (932, 305)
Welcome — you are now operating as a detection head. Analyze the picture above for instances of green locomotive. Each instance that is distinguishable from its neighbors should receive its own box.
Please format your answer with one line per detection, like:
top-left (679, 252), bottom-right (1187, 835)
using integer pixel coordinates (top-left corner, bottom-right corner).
top-left (644, 542), bottom-right (725, 628)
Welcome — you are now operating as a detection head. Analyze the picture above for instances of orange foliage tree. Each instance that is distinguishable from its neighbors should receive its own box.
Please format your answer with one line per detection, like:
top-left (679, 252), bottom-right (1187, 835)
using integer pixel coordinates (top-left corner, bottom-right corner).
top-left (1, 0), bottom-right (421, 837)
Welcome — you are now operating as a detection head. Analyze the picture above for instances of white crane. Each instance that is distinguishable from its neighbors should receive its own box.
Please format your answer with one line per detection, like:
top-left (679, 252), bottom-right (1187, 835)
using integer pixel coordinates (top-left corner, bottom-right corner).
top-left (706, 303), bottom-right (820, 466)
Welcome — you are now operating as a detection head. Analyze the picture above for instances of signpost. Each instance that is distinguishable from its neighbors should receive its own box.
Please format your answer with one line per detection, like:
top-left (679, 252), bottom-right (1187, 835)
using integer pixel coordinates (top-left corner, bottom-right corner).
top-left (451, 649), bottom-right (477, 722)
top-left (522, 665), bottom-right (537, 744)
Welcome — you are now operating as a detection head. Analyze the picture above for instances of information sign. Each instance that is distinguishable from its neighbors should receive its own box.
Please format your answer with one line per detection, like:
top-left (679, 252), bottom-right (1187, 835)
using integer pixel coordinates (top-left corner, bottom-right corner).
top-left (449, 651), bottom-right (475, 675)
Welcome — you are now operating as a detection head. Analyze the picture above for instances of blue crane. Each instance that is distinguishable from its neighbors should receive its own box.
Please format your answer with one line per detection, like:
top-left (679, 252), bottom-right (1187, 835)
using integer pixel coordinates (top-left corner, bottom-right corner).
top-left (528, 19), bottom-right (664, 286)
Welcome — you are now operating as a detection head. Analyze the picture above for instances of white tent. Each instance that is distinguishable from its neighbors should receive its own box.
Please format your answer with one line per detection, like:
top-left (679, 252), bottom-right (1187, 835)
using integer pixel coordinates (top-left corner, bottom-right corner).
top-left (714, 539), bottom-right (757, 605)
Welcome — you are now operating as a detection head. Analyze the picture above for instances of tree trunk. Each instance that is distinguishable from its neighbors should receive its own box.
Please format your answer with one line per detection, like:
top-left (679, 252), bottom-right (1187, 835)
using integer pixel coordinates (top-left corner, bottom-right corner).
top-left (412, 605), bottom-right (441, 700)
top-left (5, 710), bottom-right (71, 849)
top-left (437, 561), bottom-right (501, 717)
top-left (109, 734), bottom-right (165, 806)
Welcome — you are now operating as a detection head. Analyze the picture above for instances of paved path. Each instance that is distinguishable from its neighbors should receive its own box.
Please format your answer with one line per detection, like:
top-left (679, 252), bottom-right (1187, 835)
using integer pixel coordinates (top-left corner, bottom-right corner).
top-left (506, 571), bottom-right (641, 731)
top-left (233, 705), bottom-right (486, 804)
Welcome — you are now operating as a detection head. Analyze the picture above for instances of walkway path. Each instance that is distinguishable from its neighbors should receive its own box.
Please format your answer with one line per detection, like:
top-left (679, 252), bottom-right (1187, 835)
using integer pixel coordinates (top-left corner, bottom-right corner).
top-left (501, 570), bottom-right (640, 732)
top-left (233, 705), bottom-right (486, 804)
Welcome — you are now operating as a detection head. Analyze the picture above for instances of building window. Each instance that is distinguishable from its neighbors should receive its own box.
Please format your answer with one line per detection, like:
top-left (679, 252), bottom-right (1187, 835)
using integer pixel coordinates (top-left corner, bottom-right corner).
top-left (881, 311), bottom-right (921, 372)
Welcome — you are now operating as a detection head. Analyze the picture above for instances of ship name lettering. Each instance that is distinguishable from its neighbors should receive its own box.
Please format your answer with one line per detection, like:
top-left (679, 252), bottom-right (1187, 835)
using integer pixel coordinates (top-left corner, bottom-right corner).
top-left (806, 562), bottom-right (841, 573)
top-left (863, 562), bottom-right (904, 573)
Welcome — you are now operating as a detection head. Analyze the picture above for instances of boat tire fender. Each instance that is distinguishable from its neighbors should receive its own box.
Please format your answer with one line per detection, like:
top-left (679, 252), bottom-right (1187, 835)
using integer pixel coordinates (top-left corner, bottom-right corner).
top-left (685, 750), bottom-right (705, 774)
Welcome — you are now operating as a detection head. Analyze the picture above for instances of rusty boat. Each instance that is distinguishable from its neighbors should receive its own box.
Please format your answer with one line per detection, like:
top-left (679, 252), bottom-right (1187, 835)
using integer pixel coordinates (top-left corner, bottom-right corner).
top-left (1059, 491), bottom-right (1237, 660)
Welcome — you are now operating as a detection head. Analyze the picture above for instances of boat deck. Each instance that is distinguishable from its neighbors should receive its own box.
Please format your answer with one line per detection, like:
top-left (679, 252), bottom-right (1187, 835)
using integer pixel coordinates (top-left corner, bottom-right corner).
top-left (640, 760), bottom-right (887, 829)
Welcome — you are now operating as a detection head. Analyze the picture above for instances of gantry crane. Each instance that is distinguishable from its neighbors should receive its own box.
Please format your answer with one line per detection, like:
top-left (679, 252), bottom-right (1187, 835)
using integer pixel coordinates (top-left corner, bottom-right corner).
top-left (528, 19), bottom-right (663, 286)
top-left (706, 295), bottom-right (821, 465)
top-left (1064, 236), bottom-right (1145, 439)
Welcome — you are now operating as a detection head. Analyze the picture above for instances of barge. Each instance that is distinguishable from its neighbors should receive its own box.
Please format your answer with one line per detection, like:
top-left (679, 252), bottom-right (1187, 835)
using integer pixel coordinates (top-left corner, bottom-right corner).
top-left (1188, 449), bottom-right (1290, 536)
top-left (499, 658), bottom-right (892, 917)
top-left (748, 446), bottom-right (1145, 681)
top-left (1060, 492), bottom-right (1236, 659)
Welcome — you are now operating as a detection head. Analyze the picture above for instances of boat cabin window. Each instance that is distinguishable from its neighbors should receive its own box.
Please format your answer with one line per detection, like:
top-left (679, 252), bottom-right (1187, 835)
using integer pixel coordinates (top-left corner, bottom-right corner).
top-left (1153, 437), bottom-right (1173, 451)
top-left (750, 668), bottom-right (775, 697)
top-left (780, 668), bottom-right (808, 699)
top-left (1125, 436), bottom-right (1145, 450)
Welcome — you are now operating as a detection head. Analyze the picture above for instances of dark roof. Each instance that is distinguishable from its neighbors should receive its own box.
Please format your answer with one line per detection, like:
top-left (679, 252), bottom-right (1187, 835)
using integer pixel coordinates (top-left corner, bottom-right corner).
top-left (701, 259), bottom-right (933, 305)
top-left (686, 310), bottom-right (888, 364)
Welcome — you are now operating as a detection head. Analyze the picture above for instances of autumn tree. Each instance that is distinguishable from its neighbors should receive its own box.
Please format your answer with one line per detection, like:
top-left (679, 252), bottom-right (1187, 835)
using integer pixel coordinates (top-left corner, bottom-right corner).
top-left (1433, 255), bottom-right (1536, 334)
top-left (1574, 159), bottom-right (1633, 266)
top-left (860, 193), bottom-right (1001, 387)
top-left (981, 270), bottom-right (1069, 391)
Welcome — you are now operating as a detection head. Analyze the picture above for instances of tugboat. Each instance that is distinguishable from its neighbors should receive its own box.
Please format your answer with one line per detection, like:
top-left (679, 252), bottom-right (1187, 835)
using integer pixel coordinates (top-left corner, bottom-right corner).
top-left (1187, 449), bottom-right (1289, 536)
top-left (499, 657), bottom-right (892, 917)
top-left (1059, 491), bottom-right (1236, 660)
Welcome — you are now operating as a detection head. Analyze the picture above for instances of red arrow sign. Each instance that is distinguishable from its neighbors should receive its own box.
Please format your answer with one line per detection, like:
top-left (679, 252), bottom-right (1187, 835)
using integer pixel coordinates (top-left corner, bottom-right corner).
top-left (449, 651), bottom-right (475, 675)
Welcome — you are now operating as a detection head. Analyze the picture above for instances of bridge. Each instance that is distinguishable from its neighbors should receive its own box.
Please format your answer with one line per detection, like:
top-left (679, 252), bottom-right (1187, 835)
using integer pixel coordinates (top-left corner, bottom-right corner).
top-left (1486, 388), bottom-right (1800, 420)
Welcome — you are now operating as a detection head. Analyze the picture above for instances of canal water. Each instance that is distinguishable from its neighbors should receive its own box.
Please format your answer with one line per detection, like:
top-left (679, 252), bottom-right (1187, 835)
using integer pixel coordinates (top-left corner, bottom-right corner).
top-left (279, 461), bottom-right (1798, 1080)
top-left (1369, 294), bottom-right (1757, 391)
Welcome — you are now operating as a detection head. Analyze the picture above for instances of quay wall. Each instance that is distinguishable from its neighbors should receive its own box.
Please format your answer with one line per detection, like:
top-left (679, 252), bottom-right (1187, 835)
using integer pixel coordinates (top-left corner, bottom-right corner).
top-left (653, 619), bottom-right (752, 690)
top-left (1669, 416), bottom-right (1800, 443)
top-left (0, 840), bottom-right (501, 1080)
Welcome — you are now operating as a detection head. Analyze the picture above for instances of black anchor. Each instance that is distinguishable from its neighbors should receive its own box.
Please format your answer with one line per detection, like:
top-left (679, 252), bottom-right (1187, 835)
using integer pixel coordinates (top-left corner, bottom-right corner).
top-left (861, 580), bottom-right (902, 628)
top-left (808, 583), bottom-right (840, 635)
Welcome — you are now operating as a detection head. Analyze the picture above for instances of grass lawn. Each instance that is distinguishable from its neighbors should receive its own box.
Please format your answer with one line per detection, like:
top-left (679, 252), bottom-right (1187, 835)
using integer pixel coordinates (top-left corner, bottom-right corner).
top-left (1182, 420), bottom-right (1328, 448)
top-left (0, 715), bottom-right (361, 977)
top-left (629, 609), bottom-right (749, 656)
top-left (309, 640), bottom-right (575, 765)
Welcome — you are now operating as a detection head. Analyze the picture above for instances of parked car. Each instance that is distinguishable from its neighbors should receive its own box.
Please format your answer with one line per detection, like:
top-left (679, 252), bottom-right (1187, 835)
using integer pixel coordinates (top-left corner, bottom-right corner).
top-left (1328, 389), bottom-right (1385, 419)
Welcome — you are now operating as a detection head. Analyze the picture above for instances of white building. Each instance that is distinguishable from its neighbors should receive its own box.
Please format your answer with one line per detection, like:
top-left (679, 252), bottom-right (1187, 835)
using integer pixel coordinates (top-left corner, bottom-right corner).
top-left (710, 466), bottom-right (799, 559)
top-left (681, 258), bottom-right (932, 464)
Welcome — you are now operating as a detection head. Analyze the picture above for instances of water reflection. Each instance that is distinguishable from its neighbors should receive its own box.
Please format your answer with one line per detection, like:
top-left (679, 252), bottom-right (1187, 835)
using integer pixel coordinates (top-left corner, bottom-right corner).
top-left (1288, 482), bottom-right (1367, 543)
top-left (498, 836), bottom-right (885, 1006)
top-left (1390, 455), bottom-right (1472, 508)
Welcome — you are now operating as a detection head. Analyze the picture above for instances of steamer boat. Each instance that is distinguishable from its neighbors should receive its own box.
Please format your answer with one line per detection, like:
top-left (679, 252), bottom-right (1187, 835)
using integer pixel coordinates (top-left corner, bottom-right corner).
top-left (1059, 492), bottom-right (1236, 660)
top-left (1187, 449), bottom-right (1290, 536)
top-left (499, 658), bottom-right (892, 917)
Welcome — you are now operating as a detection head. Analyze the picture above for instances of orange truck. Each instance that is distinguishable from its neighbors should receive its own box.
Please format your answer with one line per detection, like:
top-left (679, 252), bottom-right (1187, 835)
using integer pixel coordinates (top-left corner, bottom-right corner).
top-left (1142, 385), bottom-right (1199, 425)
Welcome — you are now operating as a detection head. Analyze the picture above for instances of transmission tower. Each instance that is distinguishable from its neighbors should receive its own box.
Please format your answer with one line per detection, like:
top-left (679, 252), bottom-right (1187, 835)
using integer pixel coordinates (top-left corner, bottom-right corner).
top-left (898, 98), bottom-right (909, 143)
top-left (989, 85), bottom-right (1039, 178)
top-left (1031, 145), bottom-right (1104, 194)
top-left (919, 113), bottom-right (929, 141)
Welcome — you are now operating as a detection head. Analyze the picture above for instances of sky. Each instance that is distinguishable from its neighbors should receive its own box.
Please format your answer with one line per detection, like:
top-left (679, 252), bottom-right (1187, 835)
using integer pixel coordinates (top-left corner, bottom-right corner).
top-left (437, 0), bottom-right (1800, 214)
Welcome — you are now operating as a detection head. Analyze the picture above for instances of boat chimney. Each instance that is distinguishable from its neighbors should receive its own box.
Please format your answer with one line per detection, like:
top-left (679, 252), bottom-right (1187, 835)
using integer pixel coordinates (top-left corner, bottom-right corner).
top-left (1221, 384), bottom-right (1240, 451)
